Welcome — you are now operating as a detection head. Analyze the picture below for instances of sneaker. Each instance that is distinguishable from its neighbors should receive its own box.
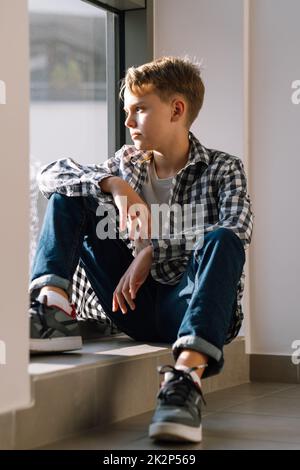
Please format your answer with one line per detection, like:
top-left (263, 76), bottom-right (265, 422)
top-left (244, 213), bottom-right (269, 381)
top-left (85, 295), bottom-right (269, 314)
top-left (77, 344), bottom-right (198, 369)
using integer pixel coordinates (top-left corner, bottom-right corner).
top-left (29, 295), bottom-right (82, 353)
top-left (149, 365), bottom-right (206, 443)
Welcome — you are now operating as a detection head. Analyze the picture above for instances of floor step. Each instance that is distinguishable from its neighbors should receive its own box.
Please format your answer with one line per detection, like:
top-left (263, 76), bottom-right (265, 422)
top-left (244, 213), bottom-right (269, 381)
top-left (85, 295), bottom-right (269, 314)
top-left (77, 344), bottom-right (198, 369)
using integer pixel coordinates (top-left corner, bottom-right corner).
top-left (2, 335), bottom-right (249, 449)
top-left (37, 381), bottom-right (300, 450)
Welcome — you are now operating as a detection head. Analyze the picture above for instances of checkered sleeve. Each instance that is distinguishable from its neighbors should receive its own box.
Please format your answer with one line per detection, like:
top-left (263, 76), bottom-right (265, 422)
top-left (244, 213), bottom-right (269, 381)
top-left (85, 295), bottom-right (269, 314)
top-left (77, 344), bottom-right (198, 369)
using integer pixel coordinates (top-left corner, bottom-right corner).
top-left (208, 158), bottom-right (254, 249)
top-left (150, 204), bottom-right (204, 274)
top-left (150, 227), bottom-right (194, 283)
top-left (150, 238), bottom-right (185, 263)
top-left (37, 146), bottom-right (125, 202)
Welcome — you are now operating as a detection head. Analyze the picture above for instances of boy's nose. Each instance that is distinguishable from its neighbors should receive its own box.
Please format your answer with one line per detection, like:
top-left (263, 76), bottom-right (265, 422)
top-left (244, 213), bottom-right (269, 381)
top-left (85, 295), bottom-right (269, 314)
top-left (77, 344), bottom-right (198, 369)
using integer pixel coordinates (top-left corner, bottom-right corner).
top-left (125, 114), bottom-right (136, 128)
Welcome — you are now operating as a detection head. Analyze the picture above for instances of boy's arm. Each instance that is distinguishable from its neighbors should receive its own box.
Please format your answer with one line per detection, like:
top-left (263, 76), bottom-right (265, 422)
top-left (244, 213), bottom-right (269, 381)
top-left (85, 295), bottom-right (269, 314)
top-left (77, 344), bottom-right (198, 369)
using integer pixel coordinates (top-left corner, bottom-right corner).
top-left (149, 158), bottom-right (254, 281)
top-left (207, 158), bottom-right (254, 250)
top-left (37, 146), bottom-right (125, 203)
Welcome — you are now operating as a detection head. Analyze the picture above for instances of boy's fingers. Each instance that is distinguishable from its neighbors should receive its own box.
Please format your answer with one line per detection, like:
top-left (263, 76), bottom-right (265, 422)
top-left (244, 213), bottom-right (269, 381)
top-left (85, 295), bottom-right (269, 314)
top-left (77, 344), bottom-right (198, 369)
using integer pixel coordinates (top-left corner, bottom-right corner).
top-left (112, 291), bottom-right (125, 313)
top-left (129, 285), bottom-right (136, 300)
top-left (115, 291), bottom-right (127, 314)
top-left (112, 294), bottom-right (118, 312)
top-left (122, 282), bottom-right (136, 310)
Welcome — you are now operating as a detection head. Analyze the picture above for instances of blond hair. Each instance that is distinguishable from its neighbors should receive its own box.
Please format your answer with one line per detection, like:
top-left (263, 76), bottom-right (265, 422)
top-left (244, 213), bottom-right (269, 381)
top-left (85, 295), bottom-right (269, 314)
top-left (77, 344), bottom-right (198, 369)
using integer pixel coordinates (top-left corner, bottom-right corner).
top-left (119, 56), bottom-right (205, 129)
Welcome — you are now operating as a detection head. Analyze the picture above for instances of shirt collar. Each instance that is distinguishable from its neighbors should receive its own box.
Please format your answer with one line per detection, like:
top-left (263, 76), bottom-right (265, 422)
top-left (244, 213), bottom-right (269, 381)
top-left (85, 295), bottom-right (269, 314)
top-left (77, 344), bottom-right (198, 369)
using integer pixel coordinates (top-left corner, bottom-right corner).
top-left (187, 131), bottom-right (210, 167)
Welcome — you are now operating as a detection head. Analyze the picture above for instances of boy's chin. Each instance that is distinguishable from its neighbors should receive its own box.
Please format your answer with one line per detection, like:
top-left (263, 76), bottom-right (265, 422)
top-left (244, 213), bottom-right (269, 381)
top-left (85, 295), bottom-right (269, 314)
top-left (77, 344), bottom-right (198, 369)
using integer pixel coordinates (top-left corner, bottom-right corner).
top-left (132, 141), bottom-right (150, 151)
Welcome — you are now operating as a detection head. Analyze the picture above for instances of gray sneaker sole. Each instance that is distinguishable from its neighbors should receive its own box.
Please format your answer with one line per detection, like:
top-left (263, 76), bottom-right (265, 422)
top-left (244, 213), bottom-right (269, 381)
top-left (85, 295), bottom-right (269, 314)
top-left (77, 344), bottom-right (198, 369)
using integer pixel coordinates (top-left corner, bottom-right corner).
top-left (30, 336), bottom-right (83, 354)
top-left (149, 422), bottom-right (202, 443)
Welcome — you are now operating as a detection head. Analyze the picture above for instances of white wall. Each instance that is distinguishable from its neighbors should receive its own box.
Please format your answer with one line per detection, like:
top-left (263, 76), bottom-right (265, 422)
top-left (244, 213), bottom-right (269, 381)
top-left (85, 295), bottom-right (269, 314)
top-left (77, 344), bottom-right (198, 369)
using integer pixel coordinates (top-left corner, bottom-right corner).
top-left (0, 0), bottom-right (31, 413)
top-left (153, 0), bottom-right (244, 157)
top-left (249, 0), bottom-right (300, 355)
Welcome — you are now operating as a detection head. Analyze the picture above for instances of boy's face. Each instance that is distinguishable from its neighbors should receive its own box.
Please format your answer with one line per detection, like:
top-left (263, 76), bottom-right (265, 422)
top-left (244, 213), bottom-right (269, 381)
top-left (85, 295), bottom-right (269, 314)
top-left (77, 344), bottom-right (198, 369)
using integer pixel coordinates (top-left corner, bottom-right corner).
top-left (123, 88), bottom-right (181, 153)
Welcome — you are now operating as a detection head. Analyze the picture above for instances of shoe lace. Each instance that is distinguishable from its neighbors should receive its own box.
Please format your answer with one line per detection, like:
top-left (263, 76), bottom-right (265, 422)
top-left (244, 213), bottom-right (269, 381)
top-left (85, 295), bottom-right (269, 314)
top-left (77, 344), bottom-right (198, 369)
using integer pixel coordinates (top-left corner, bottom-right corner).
top-left (157, 365), bottom-right (207, 407)
top-left (30, 298), bottom-right (49, 333)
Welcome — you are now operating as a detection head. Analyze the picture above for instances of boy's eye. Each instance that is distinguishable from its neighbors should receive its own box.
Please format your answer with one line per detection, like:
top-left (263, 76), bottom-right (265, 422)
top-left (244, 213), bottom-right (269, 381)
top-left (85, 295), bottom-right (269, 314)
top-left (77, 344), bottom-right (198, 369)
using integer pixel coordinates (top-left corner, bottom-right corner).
top-left (124, 106), bottom-right (144, 116)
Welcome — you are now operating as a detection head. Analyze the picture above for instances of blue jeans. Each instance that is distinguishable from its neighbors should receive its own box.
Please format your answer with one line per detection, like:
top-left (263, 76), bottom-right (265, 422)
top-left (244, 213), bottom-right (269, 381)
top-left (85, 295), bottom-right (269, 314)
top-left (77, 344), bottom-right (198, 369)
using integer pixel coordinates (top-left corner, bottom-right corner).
top-left (30, 193), bottom-right (245, 379)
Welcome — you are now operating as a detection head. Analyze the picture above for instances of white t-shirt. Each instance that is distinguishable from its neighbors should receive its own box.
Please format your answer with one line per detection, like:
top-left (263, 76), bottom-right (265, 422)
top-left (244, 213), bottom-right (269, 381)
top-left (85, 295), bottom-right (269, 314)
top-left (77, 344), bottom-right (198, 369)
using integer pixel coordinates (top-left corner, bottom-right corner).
top-left (134, 158), bottom-right (173, 255)
top-left (140, 157), bottom-right (173, 205)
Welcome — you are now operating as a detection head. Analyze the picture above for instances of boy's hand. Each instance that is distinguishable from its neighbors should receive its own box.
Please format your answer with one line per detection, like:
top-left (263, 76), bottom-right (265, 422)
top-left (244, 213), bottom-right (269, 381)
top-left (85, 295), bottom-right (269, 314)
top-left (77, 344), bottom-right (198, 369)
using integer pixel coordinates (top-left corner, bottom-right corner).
top-left (112, 245), bottom-right (153, 314)
top-left (102, 177), bottom-right (152, 239)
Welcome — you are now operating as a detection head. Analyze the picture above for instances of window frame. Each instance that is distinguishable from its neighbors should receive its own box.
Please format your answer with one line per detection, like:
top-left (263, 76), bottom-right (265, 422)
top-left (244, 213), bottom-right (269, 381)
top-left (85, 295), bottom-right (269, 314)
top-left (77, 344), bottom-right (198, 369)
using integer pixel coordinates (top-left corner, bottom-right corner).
top-left (84, 0), bottom-right (149, 155)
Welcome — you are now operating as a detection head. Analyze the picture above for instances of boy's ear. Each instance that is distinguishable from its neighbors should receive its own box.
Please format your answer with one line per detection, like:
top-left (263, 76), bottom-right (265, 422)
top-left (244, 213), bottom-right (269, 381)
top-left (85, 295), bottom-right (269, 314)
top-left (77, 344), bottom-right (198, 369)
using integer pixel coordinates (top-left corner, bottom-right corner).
top-left (170, 97), bottom-right (186, 122)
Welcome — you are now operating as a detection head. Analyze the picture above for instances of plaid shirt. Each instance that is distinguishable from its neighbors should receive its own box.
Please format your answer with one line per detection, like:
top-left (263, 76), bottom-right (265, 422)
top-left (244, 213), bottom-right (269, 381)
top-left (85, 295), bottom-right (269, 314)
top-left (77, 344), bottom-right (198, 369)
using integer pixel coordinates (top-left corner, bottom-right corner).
top-left (38, 131), bottom-right (254, 343)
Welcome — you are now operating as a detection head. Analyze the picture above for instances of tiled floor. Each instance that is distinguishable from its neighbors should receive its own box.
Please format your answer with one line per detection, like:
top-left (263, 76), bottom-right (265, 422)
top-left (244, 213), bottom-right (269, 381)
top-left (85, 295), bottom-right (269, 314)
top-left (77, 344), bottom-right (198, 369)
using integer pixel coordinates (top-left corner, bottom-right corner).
top-left (38, 382), bottom-right (300, 450)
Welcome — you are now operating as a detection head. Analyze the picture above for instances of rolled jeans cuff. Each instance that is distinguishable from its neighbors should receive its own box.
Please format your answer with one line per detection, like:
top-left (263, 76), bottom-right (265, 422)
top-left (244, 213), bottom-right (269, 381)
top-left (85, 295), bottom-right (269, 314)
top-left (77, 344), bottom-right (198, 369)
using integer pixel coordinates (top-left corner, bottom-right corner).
top-left (29, 274), bottom-right (72, 300)
top-left (172, 335), bottom-right (224, 379)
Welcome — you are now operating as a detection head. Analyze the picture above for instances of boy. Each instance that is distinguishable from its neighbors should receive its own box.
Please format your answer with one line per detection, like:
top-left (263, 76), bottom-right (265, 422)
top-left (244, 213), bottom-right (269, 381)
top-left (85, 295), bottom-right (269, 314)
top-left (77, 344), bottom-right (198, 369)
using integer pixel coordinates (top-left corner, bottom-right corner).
top-left (29, 56), bottom-right (254, 443)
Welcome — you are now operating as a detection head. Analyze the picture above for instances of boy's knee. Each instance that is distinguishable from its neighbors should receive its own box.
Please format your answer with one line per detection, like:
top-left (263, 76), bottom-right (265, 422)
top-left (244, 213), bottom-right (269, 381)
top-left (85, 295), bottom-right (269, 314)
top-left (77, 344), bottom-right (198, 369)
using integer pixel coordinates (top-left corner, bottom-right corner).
top-left (208, 228), bottom-right (245, 265)
top-left (49, 192), bottom-right (68, 203)
top-left (49, 192), bottom-right (85, 207)
top-left (206, 227), bottom-right (242, 247)
top-left (194, 228), bottom-right (245, 260)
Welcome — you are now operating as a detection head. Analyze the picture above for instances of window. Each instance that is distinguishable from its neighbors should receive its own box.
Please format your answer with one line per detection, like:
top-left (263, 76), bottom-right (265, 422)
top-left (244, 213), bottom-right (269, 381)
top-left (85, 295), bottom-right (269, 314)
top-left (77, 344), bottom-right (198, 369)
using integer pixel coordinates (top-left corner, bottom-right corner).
top-left (29, 0), bottom-right (113, 265)
top-left (28, 0), bottom-right (148, 266)
top-left (29, 0), bottom-right (109, 165)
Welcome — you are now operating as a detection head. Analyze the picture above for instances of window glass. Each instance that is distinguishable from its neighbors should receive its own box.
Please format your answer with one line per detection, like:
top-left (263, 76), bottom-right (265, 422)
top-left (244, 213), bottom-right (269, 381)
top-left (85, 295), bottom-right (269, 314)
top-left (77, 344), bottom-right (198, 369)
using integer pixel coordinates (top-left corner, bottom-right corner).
top-left (29, 0), bottom-right (108, 265)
